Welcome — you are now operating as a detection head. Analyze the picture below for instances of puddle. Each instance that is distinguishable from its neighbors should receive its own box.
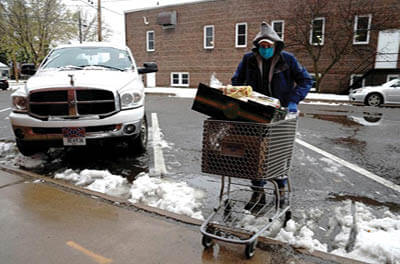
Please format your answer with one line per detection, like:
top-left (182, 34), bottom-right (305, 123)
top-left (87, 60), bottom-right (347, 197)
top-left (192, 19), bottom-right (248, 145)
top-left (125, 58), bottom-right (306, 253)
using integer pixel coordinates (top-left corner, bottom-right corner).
top-left (328, 193), bottom-right (400, 213)
top-left (300, 111), bottom-right (384, 127)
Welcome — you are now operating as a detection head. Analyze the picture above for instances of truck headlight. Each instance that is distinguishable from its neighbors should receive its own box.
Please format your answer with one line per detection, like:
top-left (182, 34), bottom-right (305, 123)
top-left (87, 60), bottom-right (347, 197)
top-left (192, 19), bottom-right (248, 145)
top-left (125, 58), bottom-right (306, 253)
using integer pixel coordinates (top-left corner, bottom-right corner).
top-left (120, 91), bottom-right (143, 109)
top-left (12, 96), bottom-right (28, 112)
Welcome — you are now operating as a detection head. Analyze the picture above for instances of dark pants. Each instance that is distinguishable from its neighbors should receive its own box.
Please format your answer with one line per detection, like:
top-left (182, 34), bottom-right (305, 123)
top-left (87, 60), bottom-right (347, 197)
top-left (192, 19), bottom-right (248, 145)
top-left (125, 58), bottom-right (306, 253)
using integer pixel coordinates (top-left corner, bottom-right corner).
top-left (251, 178), bottom-right (287, 189)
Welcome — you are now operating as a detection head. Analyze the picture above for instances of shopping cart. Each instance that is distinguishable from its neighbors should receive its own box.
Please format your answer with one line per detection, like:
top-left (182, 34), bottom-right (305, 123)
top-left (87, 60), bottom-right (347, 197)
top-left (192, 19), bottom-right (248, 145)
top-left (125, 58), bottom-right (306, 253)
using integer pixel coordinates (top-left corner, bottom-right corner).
top-left (199, 117), bottom-right (297, 258)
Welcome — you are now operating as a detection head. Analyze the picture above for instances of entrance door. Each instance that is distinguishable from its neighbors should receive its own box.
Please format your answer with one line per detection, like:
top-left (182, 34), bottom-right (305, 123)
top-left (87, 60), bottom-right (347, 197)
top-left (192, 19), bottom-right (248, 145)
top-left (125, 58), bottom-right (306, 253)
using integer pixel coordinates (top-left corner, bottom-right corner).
top-left (146, 73), bottom-right (156, 87)
top-left (375, 30), bottom-right (400, 69)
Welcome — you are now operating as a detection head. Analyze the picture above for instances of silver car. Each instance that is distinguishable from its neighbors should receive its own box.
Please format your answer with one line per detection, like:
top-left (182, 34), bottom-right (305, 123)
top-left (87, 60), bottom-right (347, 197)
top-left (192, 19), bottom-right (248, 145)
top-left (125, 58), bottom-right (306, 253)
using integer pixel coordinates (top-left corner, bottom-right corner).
top-left (349, 78), bottom-right (400, 106)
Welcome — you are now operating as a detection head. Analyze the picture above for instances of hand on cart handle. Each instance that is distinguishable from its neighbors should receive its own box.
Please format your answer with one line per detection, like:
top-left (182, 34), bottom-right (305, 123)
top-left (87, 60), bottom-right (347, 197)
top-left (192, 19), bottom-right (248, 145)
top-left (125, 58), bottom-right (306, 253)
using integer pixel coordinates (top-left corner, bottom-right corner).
top-left (288, 102), bottom-right (298, 113)
top-left (286, 102), bottom-right (299, 120)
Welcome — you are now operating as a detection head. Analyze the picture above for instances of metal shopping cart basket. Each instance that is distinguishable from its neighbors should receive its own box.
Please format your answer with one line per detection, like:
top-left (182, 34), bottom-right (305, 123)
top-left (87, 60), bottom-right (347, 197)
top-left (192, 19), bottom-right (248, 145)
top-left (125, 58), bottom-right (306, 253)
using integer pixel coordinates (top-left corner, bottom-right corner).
top-left (199, 117), bottom-right (298, 258)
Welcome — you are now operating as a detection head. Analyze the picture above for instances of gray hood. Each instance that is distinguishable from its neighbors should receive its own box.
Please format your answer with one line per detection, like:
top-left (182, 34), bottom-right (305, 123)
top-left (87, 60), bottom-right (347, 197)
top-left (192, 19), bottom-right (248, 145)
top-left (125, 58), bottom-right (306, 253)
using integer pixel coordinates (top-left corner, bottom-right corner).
top-left (252, 22), bottom-right (284, 54)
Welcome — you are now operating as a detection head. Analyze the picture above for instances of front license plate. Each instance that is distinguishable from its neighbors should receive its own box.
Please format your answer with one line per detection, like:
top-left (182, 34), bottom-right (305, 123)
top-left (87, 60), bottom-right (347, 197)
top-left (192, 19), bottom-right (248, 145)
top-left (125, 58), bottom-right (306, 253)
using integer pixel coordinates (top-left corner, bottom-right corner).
top-left (62, 127), bottom-right (86, 146)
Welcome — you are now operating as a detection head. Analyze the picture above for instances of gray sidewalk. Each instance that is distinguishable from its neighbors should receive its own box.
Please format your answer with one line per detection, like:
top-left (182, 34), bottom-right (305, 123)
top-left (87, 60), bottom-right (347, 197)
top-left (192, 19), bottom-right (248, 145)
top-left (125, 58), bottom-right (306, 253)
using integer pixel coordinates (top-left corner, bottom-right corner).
top-left (0, 167), bottom-right (364, 264)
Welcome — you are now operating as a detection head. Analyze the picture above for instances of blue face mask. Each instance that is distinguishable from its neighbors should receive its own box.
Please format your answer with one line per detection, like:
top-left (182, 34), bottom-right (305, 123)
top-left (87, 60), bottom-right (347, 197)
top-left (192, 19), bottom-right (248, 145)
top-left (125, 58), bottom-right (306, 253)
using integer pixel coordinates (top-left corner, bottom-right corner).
top-left (258, 47), bottom-right (274, 60)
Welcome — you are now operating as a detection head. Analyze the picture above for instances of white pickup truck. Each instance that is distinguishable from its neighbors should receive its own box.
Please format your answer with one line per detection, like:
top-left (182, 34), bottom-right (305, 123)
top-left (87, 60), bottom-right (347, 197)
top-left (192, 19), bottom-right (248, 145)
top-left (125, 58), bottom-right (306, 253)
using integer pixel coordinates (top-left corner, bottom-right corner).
top-left (9, 42), bottom-right (157, 156)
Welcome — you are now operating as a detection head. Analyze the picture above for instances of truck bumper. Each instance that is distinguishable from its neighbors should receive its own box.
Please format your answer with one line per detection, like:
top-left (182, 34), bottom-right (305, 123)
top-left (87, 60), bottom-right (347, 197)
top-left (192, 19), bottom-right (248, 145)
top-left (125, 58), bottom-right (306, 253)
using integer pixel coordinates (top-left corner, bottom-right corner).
top-left (9, 106), bottom-right (144, 141)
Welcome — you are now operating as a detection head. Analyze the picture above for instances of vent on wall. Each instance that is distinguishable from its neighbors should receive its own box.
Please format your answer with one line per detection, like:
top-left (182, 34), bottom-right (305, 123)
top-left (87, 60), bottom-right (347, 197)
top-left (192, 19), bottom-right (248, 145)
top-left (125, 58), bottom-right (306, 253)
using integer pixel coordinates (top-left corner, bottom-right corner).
top-left (157, 11), bottom-right (177, 29)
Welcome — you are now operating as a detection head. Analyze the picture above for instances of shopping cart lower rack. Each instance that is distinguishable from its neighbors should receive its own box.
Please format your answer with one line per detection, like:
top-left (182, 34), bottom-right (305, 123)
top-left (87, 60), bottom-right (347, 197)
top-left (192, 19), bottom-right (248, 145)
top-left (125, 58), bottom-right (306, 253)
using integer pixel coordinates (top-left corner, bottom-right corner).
top-left (199, 118), bottom-right (297, 258)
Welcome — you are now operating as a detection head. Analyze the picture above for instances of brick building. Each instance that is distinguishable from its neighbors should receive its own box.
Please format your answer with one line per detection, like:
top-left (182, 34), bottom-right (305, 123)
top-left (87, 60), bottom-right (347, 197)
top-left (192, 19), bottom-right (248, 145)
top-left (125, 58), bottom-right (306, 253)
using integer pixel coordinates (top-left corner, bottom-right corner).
top-left (124, 0), bottom-right (400, 94)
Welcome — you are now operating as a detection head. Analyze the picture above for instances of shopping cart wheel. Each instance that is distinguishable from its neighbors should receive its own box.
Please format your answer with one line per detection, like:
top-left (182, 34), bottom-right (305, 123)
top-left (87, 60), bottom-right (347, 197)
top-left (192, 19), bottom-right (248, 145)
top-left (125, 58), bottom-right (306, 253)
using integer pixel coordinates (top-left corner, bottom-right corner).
top-left (283, 210), bottom-right (292, 228)
top-left (245, 239), bottom-right (257, 259)
top-left (202, 235), bottom-right (214, 249)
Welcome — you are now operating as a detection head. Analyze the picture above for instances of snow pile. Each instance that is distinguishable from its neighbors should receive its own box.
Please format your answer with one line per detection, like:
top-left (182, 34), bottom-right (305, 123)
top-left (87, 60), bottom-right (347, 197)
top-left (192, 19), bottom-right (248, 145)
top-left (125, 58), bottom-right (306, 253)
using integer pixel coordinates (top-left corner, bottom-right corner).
top-left (55, 169), bottom-right (131, 198)
top-left (54, 169), bottom-right (205, 220)
top-left (237, 207), bottom-right (327, 252)
top-left (129, 173), bottom-right (204, 220)
top-left (331, 201), bottom-right (400, 264)
top-left (276, 220), bottom-right (327, 252)
top-left (238, 200), bottom-right (400, 264)
top-left (0, 142), bottom-right (18, 164)
top-left (14, 153), bottom-right (46, 169)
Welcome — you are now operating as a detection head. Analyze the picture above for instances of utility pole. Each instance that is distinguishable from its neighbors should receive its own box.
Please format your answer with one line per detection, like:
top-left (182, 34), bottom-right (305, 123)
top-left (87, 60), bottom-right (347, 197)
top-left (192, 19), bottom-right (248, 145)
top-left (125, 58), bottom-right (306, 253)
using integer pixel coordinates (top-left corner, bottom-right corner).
top-left (78, 10), bottom-right (83, 43)
top-left (97, 0), bottom-right (102, 41)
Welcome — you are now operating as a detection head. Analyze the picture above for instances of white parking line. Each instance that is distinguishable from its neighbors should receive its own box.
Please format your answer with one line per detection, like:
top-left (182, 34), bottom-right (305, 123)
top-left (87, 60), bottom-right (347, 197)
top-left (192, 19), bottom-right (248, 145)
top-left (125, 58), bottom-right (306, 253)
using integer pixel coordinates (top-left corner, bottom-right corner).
top-left (151, 113), bottom-right (167, 176)
top-left (0, 107), bottom-right (10, 113)
top-left (296, 138), bottom-right (400, 193)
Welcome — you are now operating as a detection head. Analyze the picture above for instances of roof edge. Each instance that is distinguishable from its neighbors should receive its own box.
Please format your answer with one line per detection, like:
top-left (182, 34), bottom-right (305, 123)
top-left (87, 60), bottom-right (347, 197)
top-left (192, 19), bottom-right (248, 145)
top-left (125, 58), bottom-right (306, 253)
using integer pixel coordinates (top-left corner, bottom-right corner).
top-left (124, 0), bottom-right (218, 14)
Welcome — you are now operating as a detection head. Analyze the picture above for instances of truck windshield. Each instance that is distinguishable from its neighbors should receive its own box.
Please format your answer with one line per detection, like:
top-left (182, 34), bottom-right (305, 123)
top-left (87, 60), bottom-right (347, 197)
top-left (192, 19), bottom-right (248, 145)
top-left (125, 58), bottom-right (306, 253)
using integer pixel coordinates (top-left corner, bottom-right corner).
top-left (41, 47), bottom-right (133, 71)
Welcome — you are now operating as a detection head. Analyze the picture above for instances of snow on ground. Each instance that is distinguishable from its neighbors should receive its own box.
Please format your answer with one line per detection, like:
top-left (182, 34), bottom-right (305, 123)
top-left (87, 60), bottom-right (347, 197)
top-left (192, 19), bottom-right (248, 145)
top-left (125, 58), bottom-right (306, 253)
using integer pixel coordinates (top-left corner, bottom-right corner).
top-left (0, 142), bottom-right (46, 169)
top-left (0, 142), bottom-right (17, 165)
top-left (54, 169), bottom-right (205, 220)
top-left (305, 93), bottom-right (348, 101)
top-left (239, 201), bottom-right (400, 264)
top-left (330, 201), bottom-right (400, 264)
top-left (129, 173), bottom-right (204, 220)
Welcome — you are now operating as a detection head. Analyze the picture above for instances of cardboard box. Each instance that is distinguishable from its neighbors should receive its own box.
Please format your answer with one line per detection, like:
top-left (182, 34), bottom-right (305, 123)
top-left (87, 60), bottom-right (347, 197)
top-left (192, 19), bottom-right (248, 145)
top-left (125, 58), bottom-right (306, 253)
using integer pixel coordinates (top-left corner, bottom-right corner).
top-left (192, 83), bottom-right (286, 123)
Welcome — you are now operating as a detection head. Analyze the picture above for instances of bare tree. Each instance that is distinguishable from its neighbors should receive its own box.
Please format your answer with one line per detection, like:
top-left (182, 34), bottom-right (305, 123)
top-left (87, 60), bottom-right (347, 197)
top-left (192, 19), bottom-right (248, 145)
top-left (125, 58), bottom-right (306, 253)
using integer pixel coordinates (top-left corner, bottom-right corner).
top-left (72, 10), bottom-right (112, 42)
top-left (285, 0), bottom-right (393, 93)
top-left (0, 0), bottom-right (76, 66)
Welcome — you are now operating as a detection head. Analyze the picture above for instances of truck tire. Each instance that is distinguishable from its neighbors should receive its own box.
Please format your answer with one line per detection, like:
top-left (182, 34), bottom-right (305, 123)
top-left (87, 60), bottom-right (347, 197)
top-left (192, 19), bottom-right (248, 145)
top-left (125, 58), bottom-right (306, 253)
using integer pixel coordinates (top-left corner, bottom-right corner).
top-left (127, 115), bottom-right (148, 154)
top-left (16, 140), bottom-right (48, 156)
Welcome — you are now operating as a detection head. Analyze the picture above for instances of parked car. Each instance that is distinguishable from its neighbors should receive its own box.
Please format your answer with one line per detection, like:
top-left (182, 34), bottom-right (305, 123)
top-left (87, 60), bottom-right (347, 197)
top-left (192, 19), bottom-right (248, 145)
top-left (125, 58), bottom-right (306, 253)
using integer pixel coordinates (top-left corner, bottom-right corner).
top-left (349, 78), bottom-right (400, 106)
top-left (0, 78), bottom-right (9, 90)
top-left (9, 42), bottom-right (157, 156)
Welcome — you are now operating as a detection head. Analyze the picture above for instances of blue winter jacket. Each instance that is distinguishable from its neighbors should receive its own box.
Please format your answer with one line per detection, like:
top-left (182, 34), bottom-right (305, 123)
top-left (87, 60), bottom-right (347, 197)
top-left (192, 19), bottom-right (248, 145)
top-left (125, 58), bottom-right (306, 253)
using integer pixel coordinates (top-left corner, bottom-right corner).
top-left (231, 51), bottom-right (313, 107)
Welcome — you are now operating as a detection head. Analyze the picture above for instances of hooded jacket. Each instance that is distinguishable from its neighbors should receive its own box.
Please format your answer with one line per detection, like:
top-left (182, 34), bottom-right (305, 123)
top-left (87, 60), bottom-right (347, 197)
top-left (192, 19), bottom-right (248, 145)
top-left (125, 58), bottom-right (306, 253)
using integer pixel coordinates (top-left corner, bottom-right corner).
top-left (231, 22), bottom-right (313, 107)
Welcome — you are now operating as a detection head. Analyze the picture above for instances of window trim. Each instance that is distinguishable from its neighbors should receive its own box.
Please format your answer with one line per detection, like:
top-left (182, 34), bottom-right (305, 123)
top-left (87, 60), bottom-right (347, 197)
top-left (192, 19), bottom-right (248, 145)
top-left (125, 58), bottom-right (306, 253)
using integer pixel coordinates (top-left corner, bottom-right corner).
top-left (350, 74), bottom-right (365, 87)
top-left (309, 17), bottom-right (325, 46)
top-left (387, 74), bottom-right (400, 82)
top-left (203, 25), bottom-right (215, 49)
top-left (146, 30), bottom-right (155, 52)
top-left (170, 72), bottom-right (190, 87)
top-left (235, 22), bottom-right (247, 48)
top-left (271, 20), bottom-right (285, 41)
top-left (353, 14), bottom-right (372, 45)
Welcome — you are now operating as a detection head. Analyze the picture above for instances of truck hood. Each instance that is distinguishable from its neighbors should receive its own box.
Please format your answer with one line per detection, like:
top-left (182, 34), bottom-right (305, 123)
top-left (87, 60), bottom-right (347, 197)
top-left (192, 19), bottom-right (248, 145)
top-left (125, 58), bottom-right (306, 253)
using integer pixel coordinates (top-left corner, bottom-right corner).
top-left (26, 69), bottom-right (140, 92)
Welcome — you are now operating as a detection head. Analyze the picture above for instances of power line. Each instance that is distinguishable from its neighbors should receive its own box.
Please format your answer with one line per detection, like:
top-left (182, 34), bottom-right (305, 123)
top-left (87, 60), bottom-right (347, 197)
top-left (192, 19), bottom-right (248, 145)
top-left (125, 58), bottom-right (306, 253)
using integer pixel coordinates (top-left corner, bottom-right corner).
top-left (73, 0), bottom-right (122, 15)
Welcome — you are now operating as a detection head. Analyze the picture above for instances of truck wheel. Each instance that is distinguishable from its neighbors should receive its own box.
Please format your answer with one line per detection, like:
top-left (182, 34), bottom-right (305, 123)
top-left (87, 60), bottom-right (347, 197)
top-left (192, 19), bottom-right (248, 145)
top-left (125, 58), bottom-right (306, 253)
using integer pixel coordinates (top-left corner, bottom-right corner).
top-left (128, 115), bottom-right (148, 154)
top-left (16, 140), bottom-right (47, 156)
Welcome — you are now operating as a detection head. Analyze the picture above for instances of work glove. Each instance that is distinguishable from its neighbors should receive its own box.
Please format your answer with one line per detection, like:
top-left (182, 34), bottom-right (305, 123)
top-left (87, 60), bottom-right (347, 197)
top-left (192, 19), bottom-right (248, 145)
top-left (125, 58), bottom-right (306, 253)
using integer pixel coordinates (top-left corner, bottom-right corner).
top-left (288, 102), bottom-right (298, 113)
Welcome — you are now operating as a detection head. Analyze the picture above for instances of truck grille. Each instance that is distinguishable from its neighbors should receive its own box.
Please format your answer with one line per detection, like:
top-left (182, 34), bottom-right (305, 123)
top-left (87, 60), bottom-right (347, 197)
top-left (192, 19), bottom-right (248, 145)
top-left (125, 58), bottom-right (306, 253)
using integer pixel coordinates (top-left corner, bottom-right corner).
top-left (29, 89), bottom-right (116, 119)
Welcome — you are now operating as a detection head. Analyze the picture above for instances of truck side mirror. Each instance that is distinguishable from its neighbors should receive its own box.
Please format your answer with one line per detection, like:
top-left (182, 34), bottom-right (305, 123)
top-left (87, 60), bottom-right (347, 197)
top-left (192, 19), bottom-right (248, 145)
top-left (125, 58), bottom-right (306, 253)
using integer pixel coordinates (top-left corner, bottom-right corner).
top-left (138, 62), bottom-right (158, 74)
top-left (21, 64), bottom-right (36, 76)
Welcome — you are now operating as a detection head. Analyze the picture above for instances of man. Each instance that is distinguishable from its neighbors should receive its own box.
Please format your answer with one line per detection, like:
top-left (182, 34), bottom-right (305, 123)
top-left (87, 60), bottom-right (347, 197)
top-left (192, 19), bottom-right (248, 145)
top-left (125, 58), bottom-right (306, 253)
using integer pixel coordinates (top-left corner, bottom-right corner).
top-left (232, 22), bottom-right (313, 211)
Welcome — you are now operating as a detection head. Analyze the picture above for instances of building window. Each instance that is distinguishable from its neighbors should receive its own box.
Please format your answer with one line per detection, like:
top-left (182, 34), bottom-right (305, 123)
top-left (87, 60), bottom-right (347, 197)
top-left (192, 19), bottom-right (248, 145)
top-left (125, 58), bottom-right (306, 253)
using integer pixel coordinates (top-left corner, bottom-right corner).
top-left (387, 74), bottom-right (400, 82)
top-left (350, 74), bottom-right (365, 88)
top-left (171, 72), bottom-right (190, 87)
top-left (309, 73), bottom-right (320, 92)
top-left (310, 17), bottom-right (325, 45)
top-left (354, 15), bottom-right (372, 44)
top-left (235, 23), bottom-right (247, 48)
top-left (204, 25), bottom-right (214, 49)
top-left (146, 31), bottom-right (155, 52)
top-left (272, 20), bottom-right (284, 40)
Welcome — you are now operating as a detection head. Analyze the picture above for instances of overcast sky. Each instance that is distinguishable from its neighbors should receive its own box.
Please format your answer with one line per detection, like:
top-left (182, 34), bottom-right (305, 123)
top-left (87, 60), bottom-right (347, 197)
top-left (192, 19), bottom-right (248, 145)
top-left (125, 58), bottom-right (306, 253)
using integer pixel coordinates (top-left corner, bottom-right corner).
top-left (64, 0), bottom-right (203, 44)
